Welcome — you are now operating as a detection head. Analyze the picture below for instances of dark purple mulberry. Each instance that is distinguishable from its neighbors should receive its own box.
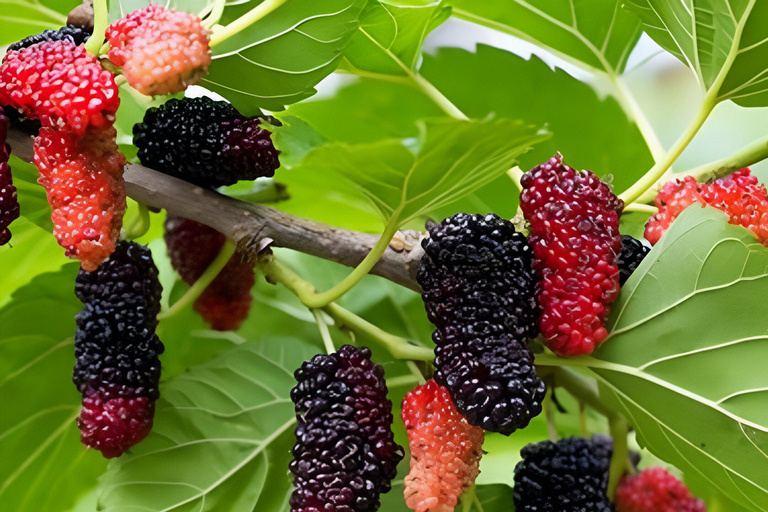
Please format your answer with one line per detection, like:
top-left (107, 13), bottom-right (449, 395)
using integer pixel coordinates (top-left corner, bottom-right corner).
top-left (73, 240), bottom-right (164, 458)
top-left (0, 107), bottom-right (19, 246)
top-left (417, 213), bottom-right (546, 435)
top-left (133, 96), bottom-right (280, 187)
top-left (7, 25), bottom-right (91, 52)
top-left (290, 345), bottom-right (404, 512)
top-left (617, 235), bottom-right (650, 286)
top-left (514, 436), bottom-right (614, 512)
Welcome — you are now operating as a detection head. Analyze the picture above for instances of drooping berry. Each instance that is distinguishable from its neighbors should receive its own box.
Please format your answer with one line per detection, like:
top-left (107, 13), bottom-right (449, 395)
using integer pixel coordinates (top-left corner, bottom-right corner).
top-left (520, 154), bottom-right (623, 357)
top-left (34, 126), bottom-right (126, 271)
top-left (0, 107), bottom-right (20, 245)
top-left (164, 216), bottom-right (255, 331)
top-left (74, 241), bottom-right (164, 458)
top-left (7, 25), bottom-right (91, 52)
top-left (402, 380), bottom-right (484, 512)
top-left (617, 235), bottom-right (650, 286)
top-left (290, 345), bottom-right (404, 512)
top-left (133, 97), bottom-right (280, 187)
top-left (418, 213), bottom-right (546, 435)
top-left (513, 436), bottom-right (614, 512)
top-left (106, 5), bottom-right (211, 96)
top-left (0, 40), bottom-right (119, 136)
top-left (645, 168), bottom-right (768, 245)
top-left (616, 467), bottom-right (706, 512)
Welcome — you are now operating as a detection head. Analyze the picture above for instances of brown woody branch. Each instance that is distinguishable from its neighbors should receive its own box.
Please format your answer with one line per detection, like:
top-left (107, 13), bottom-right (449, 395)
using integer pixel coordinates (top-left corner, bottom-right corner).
top-left (6, 127), bottom-right (424, 292)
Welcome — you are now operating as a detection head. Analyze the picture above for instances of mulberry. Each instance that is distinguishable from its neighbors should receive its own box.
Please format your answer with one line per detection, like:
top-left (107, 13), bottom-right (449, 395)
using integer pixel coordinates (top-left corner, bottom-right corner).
top-left (616, 467), bottom-right (706, 512)
top-left (0, 107), bottom-right (20, 245)
top-left (33, 126), bottom-right (126, 271)
top-left (290, 345), bottom-right (404, 512)
top-left (402, 380), bottom-right (484, 512)
top-left (133, 96), bottom-right (280, 187)
top-left (106, 5), bottom-right (211, 96)
top-left (74, 241), bottom-right (164, 458)
top-left (520, 154), bottom-right (623, 357)
top-left (0, 40), bottom-right (119, 136)
top-left (513, 436), bottom-right (614, 512)
top-left (418, 213), bottom-right (546, 435)
top-left (645, 168), bottom-right (768, 245)
top-left (7, 25), bottom-right (91, 52)
top-left (164, 216), bottom-right (255, 331)
top-left (617, 235), bottom-right (650, 286)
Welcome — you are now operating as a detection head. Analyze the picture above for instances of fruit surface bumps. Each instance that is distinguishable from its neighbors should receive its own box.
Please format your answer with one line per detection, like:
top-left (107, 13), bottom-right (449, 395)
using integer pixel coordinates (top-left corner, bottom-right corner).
top-left (0, 40), bottom-right (119, 136)
top-left (617, 235), bottom-right (650, 286)
top-left (106, 5), bottom-right (211, 96)
top-left (290, 345), bottom-right (404, 512)
top-left (520, 154), bottom-right (623, 357)
top-left (0, 107), bottom-right (19, 246)
top-left (164, 216), bottom-right (255, 331)
top-left (34, 126), bottom-right (126, 271)
top-left (74, 241), bottom-right (164, 458)
top-left (7, 25), bottom-right (91, 52)
top-left (513, 436), bottom-right (614, 512)
top-left (134, 97), bottom-right (280, 188)
top-left (418, 213), bottom-right (546, 435)
top-left (402, 380), bottom-right (484, 512)
top-left (645, 168), bottom-right (768, 245)
top-left (616, 467), bottom-right (706, 512)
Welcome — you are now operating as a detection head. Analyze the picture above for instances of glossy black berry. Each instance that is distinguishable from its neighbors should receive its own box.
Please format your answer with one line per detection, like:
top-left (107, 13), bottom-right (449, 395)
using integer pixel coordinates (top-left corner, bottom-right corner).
top-left (617, 235), bottom-right (650, 286)
top-left (7, 25), bottom-right (91, 52)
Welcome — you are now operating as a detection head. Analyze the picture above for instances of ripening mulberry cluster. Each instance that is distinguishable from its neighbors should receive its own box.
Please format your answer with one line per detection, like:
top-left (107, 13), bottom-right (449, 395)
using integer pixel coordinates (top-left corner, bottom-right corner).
top-left (513, 436), bottom-right (614, 512)
top-left (616, 467), bottom-right (706, 512)
top-left (106, 5), bottom-right (211, 96)
top-left (74, 241), bottom-right (164, 458)
top-left (134, 96), bottom-right (280, 188)
top-left (418, 213), bottom-right (546, 435)
top-left (0, 107), bottom-right (19, 245)
top-left (164, 216), bottom-right (255, 331)
top-left (645, 168), bottom-right (768, 245)
top-left (402, 380), bottom-right (484, 512)
top-left (290, 345), bottom-right (403, 512)
top-left (520, 153), bottom-right (624, 356)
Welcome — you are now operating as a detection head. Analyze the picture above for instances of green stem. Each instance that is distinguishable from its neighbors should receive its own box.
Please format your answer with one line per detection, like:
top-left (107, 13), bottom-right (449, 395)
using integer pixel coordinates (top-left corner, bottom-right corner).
top-left (411, 73), bottom-right (469, 120)
top-left (386, 374), bottom-right (421, 388)
top-left (579, 401), bottom-right (588, 437)
top-left (544, 388), bottom-right (558, 442)
top-left (86, 0), bottom-right (109, 56)
top-left (158, 240), bottom-right (237, 320)
top-left (200, 0), bottom-right (226, 29)
top-left (610, 75), bottom-right (666, 162)
top-left (406, 360), bottom-right (427, 384)
top-left (461, 486), bottom-right (477, 512)
top-left (622, 203), bottom-right (657, 214)
top-left (507, 166), bottom-right (524, 191)
top-left (546, 365), bottom-right (617, 420)
top-left (619, 90), bottom-right (718, 205)
top-left (311, 309), bottom-right (336, 354)
top-left (607, 416), bottom-right (630, 501)
top-left (209, 0), bottom-right (288, 48)
top-left (124, 203), bottom-right (150, 240)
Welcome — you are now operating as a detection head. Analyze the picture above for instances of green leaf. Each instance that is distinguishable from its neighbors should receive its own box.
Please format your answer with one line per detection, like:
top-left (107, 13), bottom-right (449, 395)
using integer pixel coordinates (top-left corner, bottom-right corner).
top-left (342, 0), bottom-right (451, 76)
top-left (0, 1), bottom-right (70, 47)
top-left (204, 0), bottom-right (367, 114)
top-left (626, 0), bottom-right (768, 106)
top-left (10, 155), bottom-right (52, 231)
top-left (448, 0), bottom-right (642, 76)
top-left (303, 118), bottom-right (549, 225)
top-left (97, 337), bottom-right (318, 512)
top-left (580, 206), bottom-right (768, 511)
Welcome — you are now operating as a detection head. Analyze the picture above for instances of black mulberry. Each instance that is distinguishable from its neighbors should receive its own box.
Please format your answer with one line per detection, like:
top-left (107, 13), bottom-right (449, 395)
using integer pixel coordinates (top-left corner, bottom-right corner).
top-left (0, 107), bottom-right (20, 246)
top-left (290, 345), bottom-right (404, 512)
top-left (417, 213), bottom-right (546, 435)
top-left (7, 25), bottom-right (91, 52)
top-left (133, 96), bottom-right (280, 187)
top-left (73, 241), bottom-right (164, 458)
top-left (617, 235), bottom-right (650, 286)
top-left (513, 436), bottom-right (614, 512)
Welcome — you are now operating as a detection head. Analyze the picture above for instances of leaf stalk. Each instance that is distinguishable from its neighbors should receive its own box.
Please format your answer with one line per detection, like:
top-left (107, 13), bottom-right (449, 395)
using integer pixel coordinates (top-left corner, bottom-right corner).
top-left (209, 0), bottom-right (289, 48)
top-left (86, 0), bottom-right (109, 56)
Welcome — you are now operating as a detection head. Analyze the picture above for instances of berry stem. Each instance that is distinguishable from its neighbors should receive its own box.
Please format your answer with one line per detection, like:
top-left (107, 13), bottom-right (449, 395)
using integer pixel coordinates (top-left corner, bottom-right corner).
top-left (622, 203), bottom-right (657, 214)
top-left (124, 203), bottom-right (151, 240)
top-left (209, 0), bottom-right (289, 48)
top-left (544, 388), bottom-right (558, 442)
top-left (609, 75), bottom-right (666, 163)
top-left (607, 416), bottom-right (631, 501)
top-left (158, 239), bottom-right (237, 320)
top-left (546, 365), bottom-right (618, 421)
top-left (311, 309), bottom-right (336, 354)
top-left (507, 165), bottom-right (524, 191)
top-left (86, 0), bottom-right (109, 56)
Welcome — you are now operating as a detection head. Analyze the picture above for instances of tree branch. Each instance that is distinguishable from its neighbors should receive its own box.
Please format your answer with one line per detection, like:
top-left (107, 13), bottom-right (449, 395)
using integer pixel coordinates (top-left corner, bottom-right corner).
top-left (6, 127), bottom-right (424, 292)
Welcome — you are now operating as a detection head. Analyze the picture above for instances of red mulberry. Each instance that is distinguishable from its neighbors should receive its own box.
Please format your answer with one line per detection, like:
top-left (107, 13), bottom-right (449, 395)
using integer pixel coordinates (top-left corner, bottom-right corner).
top-left (164, 216), bottom-right (255, 331)
top-left (418, 213), bottom-right (546, 435)
top-left (520, 154), bottom-right (623, 357)
top-left (34, 126), bottom-right (126, 271)
top-left (290, 345), bottom-right (404, 512)
top-left (616, 467), bottom-right (706, 512)
top-left (617, 235), bottom-right (650, 286)
top-left (514, 436), bottom-right (614, 512)
top-left (106, 5), bottom-right (211, 96)
top-left (645, 168), bottom-right (768, 245)
top-left (74, 241), bottom-right (164, 458)
top-left (402, 380), bottom-right (484, 512)
top-left (0, 107), bottom-right (19, 245)
top-left (0, 40), bottom-right (119, 136)
top-left (133, 97), bottom-right (280, 188)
